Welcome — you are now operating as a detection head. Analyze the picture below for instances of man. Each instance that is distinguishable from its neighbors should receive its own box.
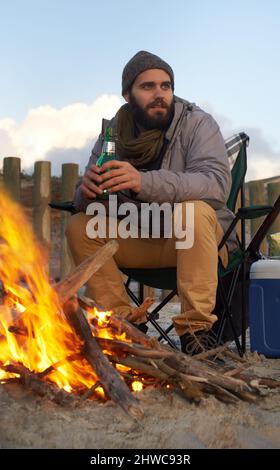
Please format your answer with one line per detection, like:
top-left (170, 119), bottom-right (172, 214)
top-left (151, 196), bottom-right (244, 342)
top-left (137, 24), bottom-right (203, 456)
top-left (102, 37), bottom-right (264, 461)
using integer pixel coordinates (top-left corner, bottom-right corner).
top-left (66, 50), bottom-right (237, 355)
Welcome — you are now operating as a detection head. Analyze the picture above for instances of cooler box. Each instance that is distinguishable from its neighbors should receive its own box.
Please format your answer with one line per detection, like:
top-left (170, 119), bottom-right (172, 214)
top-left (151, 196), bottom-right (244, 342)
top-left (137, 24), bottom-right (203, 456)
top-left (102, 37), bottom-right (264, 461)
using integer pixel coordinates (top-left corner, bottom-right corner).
top-left (249, 259), bottom-right (280, 357)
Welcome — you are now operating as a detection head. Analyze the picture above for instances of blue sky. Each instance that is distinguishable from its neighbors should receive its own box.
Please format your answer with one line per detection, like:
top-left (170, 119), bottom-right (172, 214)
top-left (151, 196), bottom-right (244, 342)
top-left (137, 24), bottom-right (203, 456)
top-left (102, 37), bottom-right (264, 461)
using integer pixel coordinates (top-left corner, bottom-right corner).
top-left (0, 0), bottom-right (279, 179)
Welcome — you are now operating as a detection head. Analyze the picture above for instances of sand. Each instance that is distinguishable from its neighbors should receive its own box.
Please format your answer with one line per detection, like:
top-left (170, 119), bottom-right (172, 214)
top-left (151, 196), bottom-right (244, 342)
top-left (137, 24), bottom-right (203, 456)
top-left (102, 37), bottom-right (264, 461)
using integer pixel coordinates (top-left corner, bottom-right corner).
top-left (1, 343), bottom-right (280, 449)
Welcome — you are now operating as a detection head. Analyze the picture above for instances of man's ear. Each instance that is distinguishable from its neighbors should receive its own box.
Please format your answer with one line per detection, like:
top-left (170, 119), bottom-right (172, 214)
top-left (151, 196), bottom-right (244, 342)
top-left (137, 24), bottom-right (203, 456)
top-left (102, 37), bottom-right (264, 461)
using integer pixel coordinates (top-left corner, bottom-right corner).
top-left (123, 92), bottom-right (130, 103)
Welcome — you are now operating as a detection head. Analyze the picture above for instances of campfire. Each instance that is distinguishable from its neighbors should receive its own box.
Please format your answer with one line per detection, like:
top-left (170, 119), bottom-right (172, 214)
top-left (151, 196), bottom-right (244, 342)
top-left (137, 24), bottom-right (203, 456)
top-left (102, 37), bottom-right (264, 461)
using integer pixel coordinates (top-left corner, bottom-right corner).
top-left (1, 191), bottom-right (279, 420)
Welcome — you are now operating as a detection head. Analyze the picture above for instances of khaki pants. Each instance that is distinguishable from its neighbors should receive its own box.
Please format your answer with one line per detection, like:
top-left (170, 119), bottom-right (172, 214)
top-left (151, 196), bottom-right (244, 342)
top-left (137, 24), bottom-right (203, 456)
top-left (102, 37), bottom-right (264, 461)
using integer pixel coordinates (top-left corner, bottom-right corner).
top-left (66, 200), bottom-right (228, 337)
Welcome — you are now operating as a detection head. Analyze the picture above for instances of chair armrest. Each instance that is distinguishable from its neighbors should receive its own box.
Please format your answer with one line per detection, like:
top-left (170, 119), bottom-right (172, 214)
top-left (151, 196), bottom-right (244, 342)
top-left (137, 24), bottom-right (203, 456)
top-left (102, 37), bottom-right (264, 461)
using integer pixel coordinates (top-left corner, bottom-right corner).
top-left (218, 204), bottom-right (273, 250)
top-left (49, 200), bottom-right (77, 214)
top-left (237, 205), bottom-right (273, 220)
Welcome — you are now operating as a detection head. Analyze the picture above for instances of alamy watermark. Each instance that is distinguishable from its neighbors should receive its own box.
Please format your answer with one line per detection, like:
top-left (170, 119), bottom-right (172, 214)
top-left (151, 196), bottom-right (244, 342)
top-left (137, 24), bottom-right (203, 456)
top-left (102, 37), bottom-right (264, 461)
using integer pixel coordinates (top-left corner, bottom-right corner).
top-left (85, 195), bottom-right (194, 249)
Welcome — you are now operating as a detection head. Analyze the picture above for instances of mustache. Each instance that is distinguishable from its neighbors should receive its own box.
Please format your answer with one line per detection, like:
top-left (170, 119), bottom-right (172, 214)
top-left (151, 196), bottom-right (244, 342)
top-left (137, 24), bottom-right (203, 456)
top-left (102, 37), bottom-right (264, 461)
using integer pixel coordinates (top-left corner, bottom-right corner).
top-left (147, 99), bottom-right (169, 109)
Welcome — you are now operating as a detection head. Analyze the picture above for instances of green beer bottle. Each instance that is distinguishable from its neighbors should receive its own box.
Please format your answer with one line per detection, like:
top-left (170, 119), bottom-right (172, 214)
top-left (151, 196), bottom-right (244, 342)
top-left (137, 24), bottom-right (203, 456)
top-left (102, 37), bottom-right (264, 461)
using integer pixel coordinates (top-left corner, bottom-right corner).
top-left (96, 127), bottom-right (117, 199)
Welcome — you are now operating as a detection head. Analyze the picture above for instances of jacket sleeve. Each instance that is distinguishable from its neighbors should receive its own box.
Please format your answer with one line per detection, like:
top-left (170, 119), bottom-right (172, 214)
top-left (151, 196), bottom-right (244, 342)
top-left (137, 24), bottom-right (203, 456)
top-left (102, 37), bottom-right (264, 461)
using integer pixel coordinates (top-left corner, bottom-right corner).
top-left (73, 135), bottom-right (103, 212)
top-left (135, 113), bottom-right (231, 210)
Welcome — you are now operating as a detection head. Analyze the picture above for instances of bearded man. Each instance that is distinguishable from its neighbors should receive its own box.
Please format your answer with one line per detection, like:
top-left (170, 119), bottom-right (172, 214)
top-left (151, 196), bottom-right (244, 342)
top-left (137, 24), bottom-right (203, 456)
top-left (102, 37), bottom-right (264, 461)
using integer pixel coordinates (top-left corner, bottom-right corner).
top-left (66, 51), bottom-right (237, 355)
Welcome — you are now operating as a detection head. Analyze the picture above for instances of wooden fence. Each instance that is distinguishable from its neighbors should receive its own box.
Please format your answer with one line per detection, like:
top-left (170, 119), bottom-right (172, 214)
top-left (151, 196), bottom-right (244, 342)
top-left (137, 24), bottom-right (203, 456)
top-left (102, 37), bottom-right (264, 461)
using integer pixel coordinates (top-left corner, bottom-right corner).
top-left (248, 179), bottom-right (280, 253)
top-left (1, 157), bottom-right (79, 280)
top-left (1, 157), bottom-right (280, 298)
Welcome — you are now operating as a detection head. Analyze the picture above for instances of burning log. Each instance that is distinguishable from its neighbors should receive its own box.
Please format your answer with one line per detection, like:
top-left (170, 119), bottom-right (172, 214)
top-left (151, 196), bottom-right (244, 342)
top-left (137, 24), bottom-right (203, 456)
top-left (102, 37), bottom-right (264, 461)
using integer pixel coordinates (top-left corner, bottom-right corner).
top-left (54, 240), bottom-right (119, 304)
top-left (95, 336), bottom-right (174, 359)
top-left (62, 296), bottom-right (144, 420)
top-left (2, 286), bottom-right (277, 409)
top-left (77, 295), bottom-right (266, 403)
top-left (78, 295), bottom-right (152, 348)
top-left (0, 361), bottom-right (77, 406)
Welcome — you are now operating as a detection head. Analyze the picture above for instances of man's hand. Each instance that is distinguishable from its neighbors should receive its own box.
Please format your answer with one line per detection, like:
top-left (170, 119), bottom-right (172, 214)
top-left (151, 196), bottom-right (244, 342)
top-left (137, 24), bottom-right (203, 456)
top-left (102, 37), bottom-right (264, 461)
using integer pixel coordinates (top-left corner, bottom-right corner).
top-left (80, 164), bottom-right (103, 199)
top-left (99, 160), bottom-right (142, 194)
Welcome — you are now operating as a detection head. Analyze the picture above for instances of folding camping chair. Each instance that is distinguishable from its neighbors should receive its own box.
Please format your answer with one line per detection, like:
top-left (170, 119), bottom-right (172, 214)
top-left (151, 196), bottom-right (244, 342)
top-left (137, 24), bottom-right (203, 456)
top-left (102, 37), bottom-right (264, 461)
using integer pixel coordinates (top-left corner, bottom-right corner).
top-left (120, 132), bottom-right (279, 356)
top-left (50, 132), bottom-right (280, 356)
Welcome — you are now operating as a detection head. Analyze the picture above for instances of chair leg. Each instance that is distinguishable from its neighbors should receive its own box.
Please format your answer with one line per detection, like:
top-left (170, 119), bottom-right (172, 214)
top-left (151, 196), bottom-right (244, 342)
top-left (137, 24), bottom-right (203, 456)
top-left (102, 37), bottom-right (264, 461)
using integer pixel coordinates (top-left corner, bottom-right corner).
top-left (125, 280), bottom-right (179, 349)
top-left (216, 268), bottom-right (243, 357)
top-left (148, 315), bottom-right (179, 349)
top-left (125, 280), bottom-right (141, 307)
top-left (139, 283), bottom-right (144, 303)
top-left (146, 289), bottom-right (179, 349)
top-left (148, 289), bottom-right (177, 320)
top-left (157, 322), bottom-right (175, 342)
top-left (241, 262), bottom-right (247, 354)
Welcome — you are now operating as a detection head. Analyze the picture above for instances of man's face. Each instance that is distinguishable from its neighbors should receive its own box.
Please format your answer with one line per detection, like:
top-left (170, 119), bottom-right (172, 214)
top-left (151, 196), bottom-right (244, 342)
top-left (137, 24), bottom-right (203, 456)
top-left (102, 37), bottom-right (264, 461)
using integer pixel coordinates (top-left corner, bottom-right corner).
top-left (124, 69), bottom-right (174, 130)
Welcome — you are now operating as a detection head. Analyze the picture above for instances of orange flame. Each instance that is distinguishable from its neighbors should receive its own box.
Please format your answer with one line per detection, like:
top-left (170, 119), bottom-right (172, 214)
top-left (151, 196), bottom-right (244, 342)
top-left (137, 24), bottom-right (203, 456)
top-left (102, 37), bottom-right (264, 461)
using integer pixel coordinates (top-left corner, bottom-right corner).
top-left (0, 191), bottom-right (100, 391)
top-left (87, 307), bottom-right (130, 343)
top-left (131, 380), bottom-right (143, 392)
top-left (0, 190), bottom-right (145, 398)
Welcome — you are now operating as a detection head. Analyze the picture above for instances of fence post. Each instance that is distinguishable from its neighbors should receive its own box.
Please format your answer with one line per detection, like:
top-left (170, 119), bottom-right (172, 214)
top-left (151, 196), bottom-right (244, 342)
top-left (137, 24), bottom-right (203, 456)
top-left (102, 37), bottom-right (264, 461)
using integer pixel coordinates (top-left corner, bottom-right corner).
top-left (33, 161), bottom-right (51, 250)
top-left (144, 285), bottom-right (155, 301)
top-left (267, 182), bottom-right (280, 255)
top-left (3, 157), bottom-right (21, 202)
top-left (267, 182), bottom-right (280, 234)
top-left (249, 180), bottom-right (267, 253)
top-left (60, 163), bottom-right (79, 279)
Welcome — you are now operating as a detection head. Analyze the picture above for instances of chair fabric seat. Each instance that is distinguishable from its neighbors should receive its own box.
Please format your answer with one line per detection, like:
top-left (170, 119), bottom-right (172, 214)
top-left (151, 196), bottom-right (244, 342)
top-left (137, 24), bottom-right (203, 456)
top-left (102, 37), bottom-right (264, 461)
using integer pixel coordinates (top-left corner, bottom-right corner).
top-left (121, 267), bottom-right (177, 290)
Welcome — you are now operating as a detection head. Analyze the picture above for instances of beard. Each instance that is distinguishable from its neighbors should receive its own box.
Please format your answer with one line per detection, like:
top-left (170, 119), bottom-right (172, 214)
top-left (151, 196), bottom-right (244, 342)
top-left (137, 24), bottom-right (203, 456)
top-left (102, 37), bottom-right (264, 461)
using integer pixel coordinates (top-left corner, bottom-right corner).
top-left (128, 92), bottom-right (175, 130)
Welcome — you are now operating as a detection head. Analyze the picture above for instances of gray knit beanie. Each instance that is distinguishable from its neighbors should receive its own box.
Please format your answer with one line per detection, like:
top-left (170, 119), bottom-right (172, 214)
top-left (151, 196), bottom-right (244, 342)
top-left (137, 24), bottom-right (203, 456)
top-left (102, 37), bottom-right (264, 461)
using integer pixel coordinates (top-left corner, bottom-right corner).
top-left (122, 50), bottom-right (174, 96)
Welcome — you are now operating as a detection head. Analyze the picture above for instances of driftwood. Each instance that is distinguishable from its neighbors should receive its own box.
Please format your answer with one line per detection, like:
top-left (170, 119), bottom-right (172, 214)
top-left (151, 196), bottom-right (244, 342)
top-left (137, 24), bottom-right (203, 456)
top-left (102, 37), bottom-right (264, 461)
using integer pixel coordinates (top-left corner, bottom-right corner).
top-left (78, 295), bottom-right (273, 404)
top-left (2, 289), bottom-right (276, 408)
top-left (127, 297), bottom-right (155, 323)
top-left (55, 240), bottom-right (119, 304)
top-left (2, 243), bottom-right (280, 411)
top-left (78, 295), bottom-right (153, 348)
top-left (0, 361), bottom-right (77, 406)
top-left (62, 296), bottom-right (144, 420)
top-left (106, 346), bottom-right (239, 404)
top-left (95, 336), bottom-right (174, 359)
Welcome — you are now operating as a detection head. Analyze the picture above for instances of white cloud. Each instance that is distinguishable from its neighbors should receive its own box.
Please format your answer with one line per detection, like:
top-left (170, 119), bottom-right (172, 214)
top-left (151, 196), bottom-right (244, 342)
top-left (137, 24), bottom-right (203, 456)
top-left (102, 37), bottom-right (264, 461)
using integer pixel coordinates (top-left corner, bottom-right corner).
top-left (0, 95), bottom-right (122, 173)
top-left (0, 129), bottom-right (17, 156)
top-left (201, 101), bottom-right (280, 181)
top-left (248, 156), bottom-right (280, 181)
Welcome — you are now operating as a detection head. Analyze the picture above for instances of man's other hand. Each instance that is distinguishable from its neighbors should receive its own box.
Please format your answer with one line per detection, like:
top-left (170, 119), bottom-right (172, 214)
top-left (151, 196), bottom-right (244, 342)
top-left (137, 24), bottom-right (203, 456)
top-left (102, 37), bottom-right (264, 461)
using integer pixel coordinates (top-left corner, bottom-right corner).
top-left (80, 164), bottom-right (103, 199)
top-left (98, 160), bottom-right (142, 194)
